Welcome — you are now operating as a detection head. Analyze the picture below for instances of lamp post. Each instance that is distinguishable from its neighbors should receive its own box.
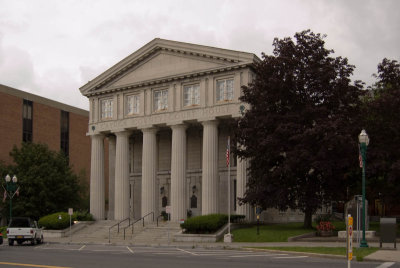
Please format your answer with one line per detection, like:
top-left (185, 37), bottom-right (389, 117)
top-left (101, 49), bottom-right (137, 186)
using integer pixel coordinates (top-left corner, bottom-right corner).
top-left (4, 174), bottom-right (19, 223)
top-left (358, 129), bottom-right (369, 248)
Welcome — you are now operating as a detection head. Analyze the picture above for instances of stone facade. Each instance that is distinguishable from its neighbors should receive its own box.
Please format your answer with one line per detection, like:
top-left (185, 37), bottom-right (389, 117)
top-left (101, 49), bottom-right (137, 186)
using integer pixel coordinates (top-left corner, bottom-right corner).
top-left (80, 39), bottom-right (257, 221)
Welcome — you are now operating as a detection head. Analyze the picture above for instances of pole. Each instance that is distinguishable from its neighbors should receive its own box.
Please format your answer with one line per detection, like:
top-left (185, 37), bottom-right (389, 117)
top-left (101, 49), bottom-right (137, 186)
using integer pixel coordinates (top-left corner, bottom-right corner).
top-left (227, 136), bottom-right (231, 235)
top-left (9, 193), bottom-right (12, 221)
top-left (360, 143), bottom-right (368, 247)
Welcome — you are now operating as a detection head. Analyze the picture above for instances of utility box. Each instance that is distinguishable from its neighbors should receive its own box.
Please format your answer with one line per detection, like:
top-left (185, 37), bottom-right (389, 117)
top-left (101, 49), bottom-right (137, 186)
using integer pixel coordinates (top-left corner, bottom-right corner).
top-left (380, 218), bottom-right (397, 248)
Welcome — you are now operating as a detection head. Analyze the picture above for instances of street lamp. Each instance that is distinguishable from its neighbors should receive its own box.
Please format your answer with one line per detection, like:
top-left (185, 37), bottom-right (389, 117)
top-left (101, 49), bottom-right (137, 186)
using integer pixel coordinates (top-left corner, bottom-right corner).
top-left (358, 129), bottom-right (369, 248)
top-left (4, 174), bottom-right (19, 223)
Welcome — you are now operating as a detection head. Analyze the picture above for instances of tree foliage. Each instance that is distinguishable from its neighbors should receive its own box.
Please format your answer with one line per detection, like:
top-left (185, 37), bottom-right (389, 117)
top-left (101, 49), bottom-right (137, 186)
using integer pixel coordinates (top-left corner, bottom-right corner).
top-left (234, 30), bottom-right (363, 227)
top-left (364, 58), bottom-right (400, 211)
top-left (1, 143), bottom-right (82, 221)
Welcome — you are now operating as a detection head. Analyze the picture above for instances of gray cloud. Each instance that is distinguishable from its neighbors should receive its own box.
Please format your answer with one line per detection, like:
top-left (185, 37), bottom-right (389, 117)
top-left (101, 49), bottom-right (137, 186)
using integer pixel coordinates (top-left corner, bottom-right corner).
top-left (0, 0), bottom-right (399, 110)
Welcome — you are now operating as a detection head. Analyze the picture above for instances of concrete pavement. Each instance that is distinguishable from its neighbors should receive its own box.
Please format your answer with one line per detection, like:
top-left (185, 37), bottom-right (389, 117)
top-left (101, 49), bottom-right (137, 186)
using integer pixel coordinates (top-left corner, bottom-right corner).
top-left (16, 220), bottom-right (400, 263)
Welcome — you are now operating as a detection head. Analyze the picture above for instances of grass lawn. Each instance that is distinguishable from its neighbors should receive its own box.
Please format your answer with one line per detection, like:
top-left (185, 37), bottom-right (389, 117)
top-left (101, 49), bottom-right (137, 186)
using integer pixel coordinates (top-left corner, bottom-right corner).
top-left (253, 246), bottom-right (379, 261)
top-left (232, 222), bottom-right (314, 242)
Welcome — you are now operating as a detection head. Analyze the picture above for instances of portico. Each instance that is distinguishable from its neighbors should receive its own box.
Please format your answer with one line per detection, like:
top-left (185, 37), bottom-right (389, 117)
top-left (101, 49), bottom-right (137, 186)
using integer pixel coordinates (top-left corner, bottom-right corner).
top-left (80, 38), bottom-right (256, 222)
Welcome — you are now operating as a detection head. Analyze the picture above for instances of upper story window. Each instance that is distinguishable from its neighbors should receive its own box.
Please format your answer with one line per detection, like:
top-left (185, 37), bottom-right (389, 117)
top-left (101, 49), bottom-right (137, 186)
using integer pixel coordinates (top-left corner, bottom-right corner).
top-left (183, 84), bottom-right (200, 107)
top-left (216, 78), bottom-right (234, 102)
top-left (60, 110), bottom-right (69, 158)
top-left (126, 95), bottom-right (140, 116)
top-left (101, 98), bottom-right (113, 120)
top-left (154, 89), bottom-right (168, 111)
top-left (22, 99), bottom-right (33, 142)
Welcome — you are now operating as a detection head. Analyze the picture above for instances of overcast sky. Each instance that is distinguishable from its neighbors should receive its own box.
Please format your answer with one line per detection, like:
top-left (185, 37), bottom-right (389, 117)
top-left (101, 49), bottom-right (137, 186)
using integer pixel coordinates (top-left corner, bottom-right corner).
top-left (0, 0), bottom-right (399, 110)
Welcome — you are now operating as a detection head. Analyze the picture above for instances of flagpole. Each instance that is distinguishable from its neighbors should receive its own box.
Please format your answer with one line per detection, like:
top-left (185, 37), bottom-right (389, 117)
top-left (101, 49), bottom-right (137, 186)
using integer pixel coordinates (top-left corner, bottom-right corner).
top-left (228, 136), bottom-right (231, 235)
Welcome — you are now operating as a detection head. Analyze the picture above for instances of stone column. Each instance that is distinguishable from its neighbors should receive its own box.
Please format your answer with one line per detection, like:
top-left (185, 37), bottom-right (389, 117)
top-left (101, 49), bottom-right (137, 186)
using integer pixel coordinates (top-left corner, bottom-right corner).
top-left (90, 134), bottom-right (105, 220)
top-left (236, 157), bottom-right (252, 220)
top-left (107, 135), bottom-right (116, 220)
top-left (141, 128), bottom-right (158, 221)
top-left (170, 124), bottom-right (187, 221)
top-left (201, 120), bottom-right (219, 215)
top-left (114, 131), bottom-right (131, 220)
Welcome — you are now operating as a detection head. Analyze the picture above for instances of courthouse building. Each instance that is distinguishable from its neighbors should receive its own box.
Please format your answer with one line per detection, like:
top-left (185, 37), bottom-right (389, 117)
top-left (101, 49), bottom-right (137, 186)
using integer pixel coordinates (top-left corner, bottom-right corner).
top-left (80, 38), bottom-right (260, 222)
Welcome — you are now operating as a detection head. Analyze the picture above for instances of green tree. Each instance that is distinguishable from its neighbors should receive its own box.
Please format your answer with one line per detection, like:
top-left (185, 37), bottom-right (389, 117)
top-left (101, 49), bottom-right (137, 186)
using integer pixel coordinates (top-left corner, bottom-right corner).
top-left (234, 30), bottom-right (363, 228)
top-left (1, 143), bottom-right (81, 221)
top-left (364, 58), bottom-right (400, 213)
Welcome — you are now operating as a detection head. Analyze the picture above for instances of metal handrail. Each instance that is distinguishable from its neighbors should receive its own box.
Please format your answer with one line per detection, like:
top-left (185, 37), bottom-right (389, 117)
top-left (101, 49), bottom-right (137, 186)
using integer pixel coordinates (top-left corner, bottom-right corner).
top-left (108, 217), bottom-right (130, 243)
top-left (156, 215), bottom-right (164, 227)
top-left (123, 211), bottom-right (155, 240)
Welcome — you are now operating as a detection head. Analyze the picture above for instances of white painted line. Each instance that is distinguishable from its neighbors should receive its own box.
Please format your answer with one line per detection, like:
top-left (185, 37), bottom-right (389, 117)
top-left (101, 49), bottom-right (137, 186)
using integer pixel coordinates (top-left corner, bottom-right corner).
top-left (127, 246), bottom-right (134, 254)
top-left (177, 248), bottom-right (198, 256)
top-left (78, 245), bottom-right (86, 251)
top-left (229, 254), bottom-right (272, 258)
top-left (153, 253), bottom-right (185, 255)
top-left (376, 262), bottom-right (395, 268)
top-left (274, 256), bottom-right (308, 259)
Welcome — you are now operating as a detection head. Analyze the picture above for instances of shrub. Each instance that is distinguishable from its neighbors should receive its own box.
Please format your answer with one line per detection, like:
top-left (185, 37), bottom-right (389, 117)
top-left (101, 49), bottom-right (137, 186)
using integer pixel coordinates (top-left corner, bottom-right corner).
top-left (161, 211), bottom-right (169, 221)
top-left (314, 214), bottom-right (332, 224)
top-left (181, 214), bottom-right (227, 234)
top-left (0, 226), bottom-right (7, 238)
top-left (316, 221), bottom-right (335, 232)
top-left (38, 212), bottom-right (76, 230)
top-left (73, 210), bottom-right (94, 221)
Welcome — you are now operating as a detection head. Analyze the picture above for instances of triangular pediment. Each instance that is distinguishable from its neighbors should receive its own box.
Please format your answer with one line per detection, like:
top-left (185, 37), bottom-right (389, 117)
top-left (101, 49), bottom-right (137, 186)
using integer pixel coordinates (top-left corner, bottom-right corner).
top-left (110, 52), bottom-right (227, 88)
top-left (80, 38), bottom-right (259, 96)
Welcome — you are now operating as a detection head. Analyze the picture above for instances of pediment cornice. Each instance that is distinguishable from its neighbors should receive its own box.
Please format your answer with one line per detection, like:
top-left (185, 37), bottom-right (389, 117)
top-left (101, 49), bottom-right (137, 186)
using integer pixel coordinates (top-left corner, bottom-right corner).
top-left (80, 38), bottom-right (259, 96)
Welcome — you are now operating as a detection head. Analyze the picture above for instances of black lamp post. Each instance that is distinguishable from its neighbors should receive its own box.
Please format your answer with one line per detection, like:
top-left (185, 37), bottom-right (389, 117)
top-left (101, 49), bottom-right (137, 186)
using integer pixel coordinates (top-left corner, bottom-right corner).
top-left (4, 174), bottom-right (19, 222)
top-left (358, 129), bottom-right (369, 248)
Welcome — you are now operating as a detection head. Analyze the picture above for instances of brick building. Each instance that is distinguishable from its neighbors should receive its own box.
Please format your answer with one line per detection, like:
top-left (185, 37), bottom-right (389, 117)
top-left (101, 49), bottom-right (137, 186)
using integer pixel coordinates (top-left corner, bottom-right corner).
top-left (0, 84), bottom-right (92, 188)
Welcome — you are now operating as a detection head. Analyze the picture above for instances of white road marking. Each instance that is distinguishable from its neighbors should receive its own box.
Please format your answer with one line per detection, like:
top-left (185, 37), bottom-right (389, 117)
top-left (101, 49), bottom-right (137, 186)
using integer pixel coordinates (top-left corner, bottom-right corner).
top-left (229, 254), bottom-right (274, 258)
top-left (274, 256), bottom-right (308, 259)
top-left (78, 245), bottom-right (86, 251)
top-left (177, 248), bottom-right (198, 256)
top-left (127, 246), bottom-right (134, 254)
top-left (376, 262), bottom-right (396, 268)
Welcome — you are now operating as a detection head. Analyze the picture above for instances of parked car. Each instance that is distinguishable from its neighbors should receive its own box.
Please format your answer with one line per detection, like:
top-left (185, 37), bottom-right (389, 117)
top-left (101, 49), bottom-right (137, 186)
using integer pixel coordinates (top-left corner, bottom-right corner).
top-left (0, 231), bottom-right (3, 245)
top-left (7, 217), bottom-right (43, 246)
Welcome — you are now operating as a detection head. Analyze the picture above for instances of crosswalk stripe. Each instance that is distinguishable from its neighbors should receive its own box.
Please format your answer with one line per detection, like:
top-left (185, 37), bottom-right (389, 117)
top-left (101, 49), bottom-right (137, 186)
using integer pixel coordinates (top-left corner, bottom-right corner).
top-left (376, 262), bottom-right (395, 268)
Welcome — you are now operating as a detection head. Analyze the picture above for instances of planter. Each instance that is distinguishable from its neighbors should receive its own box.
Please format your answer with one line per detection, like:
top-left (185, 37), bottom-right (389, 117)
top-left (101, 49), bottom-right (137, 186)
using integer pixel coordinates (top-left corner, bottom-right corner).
top-left (318, 230), bottom-right (334, 237)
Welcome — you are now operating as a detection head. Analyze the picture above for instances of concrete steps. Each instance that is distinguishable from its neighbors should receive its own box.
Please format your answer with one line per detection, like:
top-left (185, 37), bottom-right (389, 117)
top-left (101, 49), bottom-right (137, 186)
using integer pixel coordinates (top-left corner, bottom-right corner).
top-left (71, 220), bottom-right (181, 245)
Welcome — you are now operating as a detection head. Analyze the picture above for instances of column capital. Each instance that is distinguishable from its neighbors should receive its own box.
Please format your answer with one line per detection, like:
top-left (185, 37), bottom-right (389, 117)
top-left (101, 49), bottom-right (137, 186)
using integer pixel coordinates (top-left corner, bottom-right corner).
top-left (113, 130), bottom-right (131, 137)
top-left (200, 119), bottom-right (219, 127)
top-left (89, 133), bottom-right (105, 139)
top-left (169, 123), bottom-right (188, 131)
top-left (140, 127), bottom-right (158, 134)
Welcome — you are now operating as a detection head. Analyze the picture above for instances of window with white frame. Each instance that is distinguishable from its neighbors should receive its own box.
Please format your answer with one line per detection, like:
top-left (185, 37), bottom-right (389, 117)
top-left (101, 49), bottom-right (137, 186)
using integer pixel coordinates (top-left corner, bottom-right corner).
top-left (126, 95), bottom-right (140, 115)
top-left (154, 89), bottom-right (168, 111)
top-left (183, 84), bottom-right (200, 107)
top-left (216, 78), bottom-right (234, 102)
top-left (101, 98), bottom-right (113, 119)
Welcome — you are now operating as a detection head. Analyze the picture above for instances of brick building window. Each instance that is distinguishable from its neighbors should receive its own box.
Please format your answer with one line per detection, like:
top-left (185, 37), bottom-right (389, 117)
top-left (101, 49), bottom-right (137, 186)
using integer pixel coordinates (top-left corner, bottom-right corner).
top-left (22, 99), bottom-right (33, 142)
top-left (60, 110), bottom-right (69, 157)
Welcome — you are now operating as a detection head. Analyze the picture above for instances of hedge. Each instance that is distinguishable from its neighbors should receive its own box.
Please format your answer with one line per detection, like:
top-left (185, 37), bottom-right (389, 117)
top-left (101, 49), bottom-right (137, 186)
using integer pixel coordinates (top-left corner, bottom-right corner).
top-left (180, 214), bottom-right (245, 234)
top-left (38, 212), bottom-right (74, 230)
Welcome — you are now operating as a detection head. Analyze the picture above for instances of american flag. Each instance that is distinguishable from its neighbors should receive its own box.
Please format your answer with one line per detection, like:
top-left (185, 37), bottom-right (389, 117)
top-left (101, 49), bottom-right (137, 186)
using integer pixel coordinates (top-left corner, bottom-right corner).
top-left (226, 136), bottom-right (230, 167)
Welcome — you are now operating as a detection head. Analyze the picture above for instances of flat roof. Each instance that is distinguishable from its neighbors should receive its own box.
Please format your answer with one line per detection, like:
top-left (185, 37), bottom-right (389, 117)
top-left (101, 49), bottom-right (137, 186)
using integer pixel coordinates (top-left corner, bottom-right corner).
top-left (0, 84), bottom-right (88, 117)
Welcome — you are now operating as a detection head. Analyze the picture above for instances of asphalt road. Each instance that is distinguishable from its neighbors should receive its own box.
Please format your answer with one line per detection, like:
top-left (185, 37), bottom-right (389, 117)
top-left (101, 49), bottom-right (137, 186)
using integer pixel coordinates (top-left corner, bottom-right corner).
top-left (0, 243), bottom-right (396, 268)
